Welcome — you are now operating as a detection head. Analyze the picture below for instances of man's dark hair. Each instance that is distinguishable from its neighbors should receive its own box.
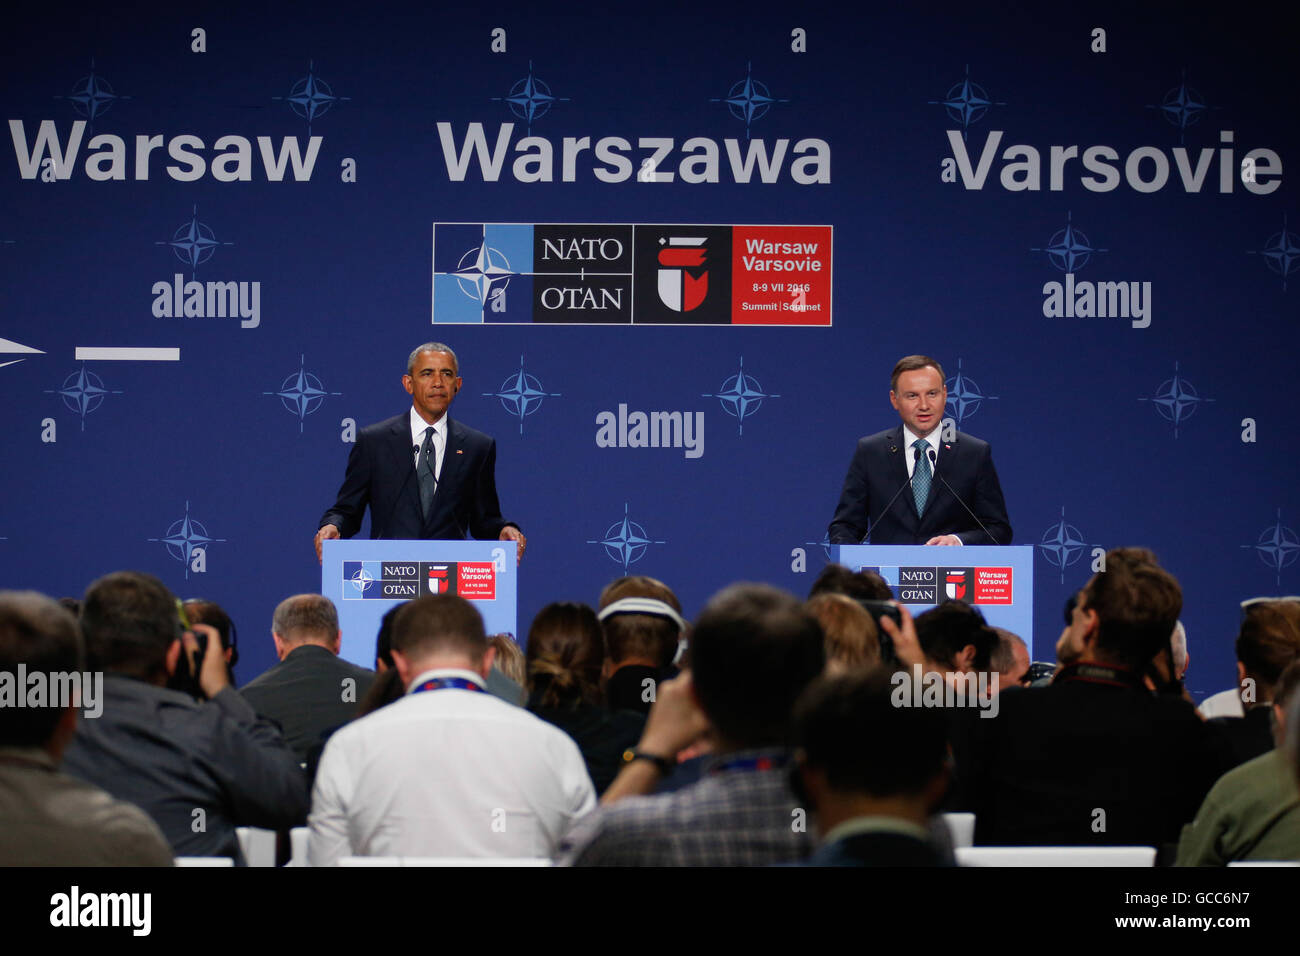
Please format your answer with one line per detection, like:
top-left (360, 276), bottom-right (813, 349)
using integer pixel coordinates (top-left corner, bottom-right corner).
top-left (526, 602), bottom-right (604, 709)
top-left (794, 668), bottom-right (949, 797)
top-left (1236, 601), bottom-right (1300, 693)
top-left (914, 600), bottom-right (997, 671)
top-left (0, 591), bottom-right (83, 747)
top-left (598, 575), bottom-right (682, 667)
top-left (807, 563), bottom-right (893, 601)
top-left (890, 355), bottom-right (945, 392)
top-left (375, 603), bottom-right (405, 669)
top-left (989, 628), bottom-right (1026, 675)
top-left (1081, 547), bottom-right (1182, 672)
top-left (689, 583), bottom-right (825, 749)
top-left (80, 571), bottom-right (178, 680)
top-left (391, 594), bottom-right (488, 664)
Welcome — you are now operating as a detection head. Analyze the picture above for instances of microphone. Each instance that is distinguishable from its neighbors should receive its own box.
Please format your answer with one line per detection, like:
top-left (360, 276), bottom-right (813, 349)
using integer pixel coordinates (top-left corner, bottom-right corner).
top-left (865, 445), bottom-right (921, 544)
top-left (927, 447), bottom-right (1000, 545)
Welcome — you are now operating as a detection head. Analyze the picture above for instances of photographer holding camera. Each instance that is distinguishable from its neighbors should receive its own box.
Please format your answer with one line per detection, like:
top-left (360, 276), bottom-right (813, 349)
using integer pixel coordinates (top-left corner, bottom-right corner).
top-left (61, 571), bottom-right (308, 863)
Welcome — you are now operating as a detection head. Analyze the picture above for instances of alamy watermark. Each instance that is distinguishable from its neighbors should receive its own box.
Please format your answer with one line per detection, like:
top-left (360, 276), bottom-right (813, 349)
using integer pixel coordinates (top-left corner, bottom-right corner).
top-left (890, 665), bottom-right (1000, 718)
top-left (0, 666), bottom-right (103, 719)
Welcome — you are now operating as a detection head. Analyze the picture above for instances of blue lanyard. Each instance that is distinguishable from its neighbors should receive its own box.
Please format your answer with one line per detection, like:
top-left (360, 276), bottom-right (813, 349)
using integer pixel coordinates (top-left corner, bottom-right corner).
top-left (411, 676), bottom-right (485, 694)
top-left (710, 753), bottom-right (786, 775)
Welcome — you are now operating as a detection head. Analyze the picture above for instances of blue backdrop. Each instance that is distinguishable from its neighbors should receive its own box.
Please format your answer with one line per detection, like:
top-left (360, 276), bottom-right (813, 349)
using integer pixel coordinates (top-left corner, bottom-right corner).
top-left (1, 2), bottom-right (1295, 701)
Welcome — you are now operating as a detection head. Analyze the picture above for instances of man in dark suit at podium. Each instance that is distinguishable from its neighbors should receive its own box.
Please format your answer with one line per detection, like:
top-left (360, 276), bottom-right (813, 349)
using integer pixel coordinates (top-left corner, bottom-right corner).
top-left (314, 343), bottom-right (525, 562)
top-left (828, 355), bottom-right (1011, 547)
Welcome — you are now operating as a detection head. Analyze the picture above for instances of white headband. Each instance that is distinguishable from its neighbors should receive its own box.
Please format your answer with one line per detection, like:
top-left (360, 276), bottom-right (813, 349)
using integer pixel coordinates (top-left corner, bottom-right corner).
top-left (597, 597), bottom-right (688, 633)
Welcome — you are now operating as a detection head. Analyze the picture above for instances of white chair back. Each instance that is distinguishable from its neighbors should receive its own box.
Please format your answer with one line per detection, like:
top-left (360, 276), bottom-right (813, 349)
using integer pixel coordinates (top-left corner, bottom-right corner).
top-left (956, 845), bottom-right (1156, 867)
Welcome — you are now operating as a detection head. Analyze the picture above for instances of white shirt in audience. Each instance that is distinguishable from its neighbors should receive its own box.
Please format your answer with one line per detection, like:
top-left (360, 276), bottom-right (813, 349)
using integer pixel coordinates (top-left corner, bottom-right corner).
top-left (308, 668), bottom-right (596, 865)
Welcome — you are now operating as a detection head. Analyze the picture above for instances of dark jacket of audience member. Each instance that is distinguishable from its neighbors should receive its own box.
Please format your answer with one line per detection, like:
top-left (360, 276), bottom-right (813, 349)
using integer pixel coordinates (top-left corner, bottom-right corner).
top-left (795, 668), bottom-right (953, 866)
top-left (1209, 600), bottom-right (1300, 768)
top-left (0, 590), bottom-right (174, 866)
top-left (525, 602), bottom-right (644, 795)
top-left (966, 549), bottom-right (1232, 850)
top-left (240, 594), bottom-right (376, 763)
top-left (61, 572), bottom-right (308, 861)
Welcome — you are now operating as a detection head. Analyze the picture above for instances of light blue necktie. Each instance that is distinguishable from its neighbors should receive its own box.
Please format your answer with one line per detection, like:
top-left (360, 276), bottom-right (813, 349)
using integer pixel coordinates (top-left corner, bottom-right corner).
top-left (912, 438), bottom-right (931, 513)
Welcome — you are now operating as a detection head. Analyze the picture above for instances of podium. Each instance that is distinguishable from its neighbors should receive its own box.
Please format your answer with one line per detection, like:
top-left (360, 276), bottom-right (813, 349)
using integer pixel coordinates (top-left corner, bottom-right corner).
top-left (832, 544), bottom-right (1035, 656)
top-left (322, 539), bottom-right (518, 670)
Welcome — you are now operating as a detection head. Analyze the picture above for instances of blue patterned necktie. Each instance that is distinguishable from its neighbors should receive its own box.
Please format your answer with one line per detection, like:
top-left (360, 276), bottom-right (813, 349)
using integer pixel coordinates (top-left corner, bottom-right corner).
top-left (417, 426), bottom-right (437, 518)
top-left (912, 438), bottom-right (931, 513)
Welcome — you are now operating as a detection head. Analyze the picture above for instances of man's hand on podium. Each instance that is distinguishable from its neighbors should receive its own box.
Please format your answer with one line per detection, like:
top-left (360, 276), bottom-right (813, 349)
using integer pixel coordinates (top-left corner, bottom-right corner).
top-left (925, 534), bottom-right (962, 546)
top-left (315, 524), bottom-right (341, 563)
top-left (500, 525), bottom-right (526, 563)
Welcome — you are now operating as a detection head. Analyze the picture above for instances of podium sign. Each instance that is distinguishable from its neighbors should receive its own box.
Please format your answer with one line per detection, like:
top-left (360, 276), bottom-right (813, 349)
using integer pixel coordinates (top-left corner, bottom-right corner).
top-left (832, 545), bottom-right (1035, 656)
top-left (322, 539), bottom-right (518, 669)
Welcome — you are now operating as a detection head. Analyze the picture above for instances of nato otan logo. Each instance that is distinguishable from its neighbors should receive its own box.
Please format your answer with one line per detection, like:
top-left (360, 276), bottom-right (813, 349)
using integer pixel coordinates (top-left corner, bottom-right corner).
top-left (152, 205), bottom-right (260, 329)
top-left (1248, 214), bottom-right (1299, 291)
top-left (1034, 212), bottom-right (1150, 328)
top-left (264, 354), bottom-right (341, 433)
top-left (702, 356), bottom-right (778, 436)
top-left (273, 60), bottom-right (350, 134)
top-left (483, 356), bottom-right (559, 435)
top-left (1241, 508), bottom-right (1300, 586)
top-left (944, 358), bottom-right (997, 428)
top-left (587, 503), bottom-right (666, 572)
top-left (45, 365), bottom-right (123, 431)
top-left (1138, 362), bottom-right (1214, 438)
top-left (712, 61), bottom-right (788, 140)
top-left (1039, 506), bottom-right (1097, 585)
top-left (147, 501), bottom-right (225, 578)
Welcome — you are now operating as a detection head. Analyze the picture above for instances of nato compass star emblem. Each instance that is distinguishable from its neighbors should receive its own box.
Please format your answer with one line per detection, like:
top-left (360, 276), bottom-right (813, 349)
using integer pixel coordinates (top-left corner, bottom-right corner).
top-left (804, 531), bottom-right (832, 562)
top-left (453, 238), bottom-right (516, 305)
top-left (1039, 507), bottom-right (1094, 584)
top-left (44, 365), bottom-right (123, 431)
top-left (702, 357), bottom-right (779, 436)
top-left (0, 336), bottom-right (44, 371)
top-left (55, 59), bottom-right (130, 129)
top-left (483, 356), bottom-right (560, 435)
top-left (1031, 211), bottom-right (1108, 273)
top-left (1147, 70), bottom-right (1215, 143)
top-left (492, 61), bottom-right (568, 134)
top-left (263, 355), bottom-right (341, 433)
top-left (1248, 214), bottom-right (1300, 291)
top-left (156, 205), bottom-right (233, 280)
top-left (929, 64), bottom-right (1005, 141)
top-left (273, 60), bottom-right (349, 133)
top-left (349, 566), bottom-right (376, 597)
top-left (944, 358), bottom-right (997, 427)
top-left (712, 62), bottom-right (788, 140)
top-left (148, 502), bottom-right (226, 580)
top-left (1242, 509), bottom-right (1300, 585)
top-left (1138, 362), bottom-right (1214, 438)
top-left (587, 504), bottom-right (666, 572)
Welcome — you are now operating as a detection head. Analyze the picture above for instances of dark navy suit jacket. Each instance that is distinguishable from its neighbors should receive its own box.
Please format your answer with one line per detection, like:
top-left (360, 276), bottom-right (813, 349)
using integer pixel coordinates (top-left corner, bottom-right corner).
top-left (828, 425), bottom-right (1012, 545)
top-left (319, 412), bottom-right (515, 541)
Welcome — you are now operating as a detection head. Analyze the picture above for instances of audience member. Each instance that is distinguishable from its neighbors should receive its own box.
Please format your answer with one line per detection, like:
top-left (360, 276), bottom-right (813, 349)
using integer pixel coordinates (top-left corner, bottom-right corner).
top-left (965, 548), bottom-right (1230, 849)
top-left (807, 563), bottom-right (893, 601)
top-left (181, 598), bottom-right (239, 687)
top-left (61, 571), bottom-right (308, 861)
top-left (990, 627), bottom-right (1031, 691)
top-left (308, 594), bottom-right (595, 863)
top-left (794, 669), bottom-right (952, 866)
top-left (914, 600), bottom-right (997, 675)
top-left (597, 575), bottom-right (686, 715)
top-left (524, 602), bottom-right (644, 795)
top-left (1208, 599), bottom-right (1300, 766)
top-left (805, 592), bottom-right (879, 673)
top-left (491, 633), bottom-right (527, 686)
top-left (1177, 659), bottom-right (1300, 865)
top-left (0, 590), bottom-right (173, 866)
top-left (560, 583), bottom-right (824, 865)
top-left (240, 594), bottom-right (376, 763)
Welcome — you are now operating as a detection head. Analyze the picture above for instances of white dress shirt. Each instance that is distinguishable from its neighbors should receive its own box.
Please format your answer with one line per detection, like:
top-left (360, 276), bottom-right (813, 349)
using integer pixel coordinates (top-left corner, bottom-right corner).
top-left (308, 667), bottom-right (596, 865)
top-left (409, 406), bottom-right (446, 482)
